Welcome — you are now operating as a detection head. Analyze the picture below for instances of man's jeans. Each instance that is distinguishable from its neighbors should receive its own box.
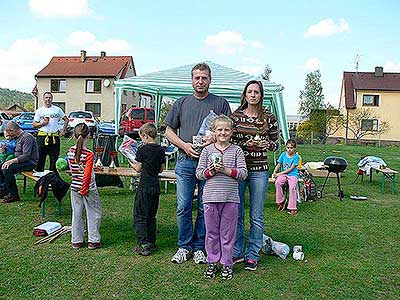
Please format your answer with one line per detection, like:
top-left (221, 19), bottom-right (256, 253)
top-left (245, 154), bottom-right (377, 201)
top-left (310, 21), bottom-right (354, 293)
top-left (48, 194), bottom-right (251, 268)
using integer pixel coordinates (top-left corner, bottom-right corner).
top-left (0, 161), bottom-right (36, 196)
top-left (233, 171), bottom-right (269, 261)
top-left (175, 155), bottom-right (205, 251)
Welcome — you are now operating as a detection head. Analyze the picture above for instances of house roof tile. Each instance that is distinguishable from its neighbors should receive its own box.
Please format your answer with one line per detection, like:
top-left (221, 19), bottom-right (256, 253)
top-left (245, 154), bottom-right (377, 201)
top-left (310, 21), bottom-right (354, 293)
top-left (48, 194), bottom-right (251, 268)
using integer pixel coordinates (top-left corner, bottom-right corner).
top-left (343, 71), bottom-right (400, 109)
top-left (36, 56), bottom-right (135, 78)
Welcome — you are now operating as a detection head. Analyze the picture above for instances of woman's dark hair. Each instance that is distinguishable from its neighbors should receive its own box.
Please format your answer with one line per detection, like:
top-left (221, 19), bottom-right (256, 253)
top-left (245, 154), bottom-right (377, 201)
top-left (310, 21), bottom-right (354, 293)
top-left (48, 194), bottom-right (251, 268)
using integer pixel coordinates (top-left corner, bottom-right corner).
top-left (286, 139), bottom-right (297, 148)
top-left (238, 80), bottom-right (264, 118)
top-left (74, 123), bottom-right (90, 163)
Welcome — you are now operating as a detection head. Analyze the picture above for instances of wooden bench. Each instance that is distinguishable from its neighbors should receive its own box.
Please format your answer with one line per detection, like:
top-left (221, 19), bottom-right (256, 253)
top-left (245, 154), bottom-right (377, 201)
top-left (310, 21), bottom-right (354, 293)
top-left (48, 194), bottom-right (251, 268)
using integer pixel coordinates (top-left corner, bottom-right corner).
top-left (20, 171), bottom-right (61, 217)
top-left (367, 166), bottom-right (398, 193)
top-left (21, 171), bottom-right (39, 193)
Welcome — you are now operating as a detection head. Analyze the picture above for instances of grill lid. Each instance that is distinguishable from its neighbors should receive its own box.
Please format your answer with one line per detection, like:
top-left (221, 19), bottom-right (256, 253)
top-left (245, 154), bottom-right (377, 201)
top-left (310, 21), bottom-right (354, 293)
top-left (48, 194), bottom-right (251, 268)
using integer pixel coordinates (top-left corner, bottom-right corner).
top-left (323, 156), bottom-right (348, 173)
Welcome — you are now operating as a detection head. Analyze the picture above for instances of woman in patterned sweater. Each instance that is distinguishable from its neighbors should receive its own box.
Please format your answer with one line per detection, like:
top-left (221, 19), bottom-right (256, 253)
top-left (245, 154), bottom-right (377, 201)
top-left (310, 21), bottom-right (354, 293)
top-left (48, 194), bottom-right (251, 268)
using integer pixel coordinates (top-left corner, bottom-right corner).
top-left (230, 80), bottom-right (279, 271)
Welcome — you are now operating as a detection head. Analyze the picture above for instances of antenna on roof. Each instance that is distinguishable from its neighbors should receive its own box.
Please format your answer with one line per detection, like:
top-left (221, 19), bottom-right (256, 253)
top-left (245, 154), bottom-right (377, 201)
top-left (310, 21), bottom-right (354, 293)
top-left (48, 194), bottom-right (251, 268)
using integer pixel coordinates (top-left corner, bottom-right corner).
top-left (355, 54), bottom-right (360, 74)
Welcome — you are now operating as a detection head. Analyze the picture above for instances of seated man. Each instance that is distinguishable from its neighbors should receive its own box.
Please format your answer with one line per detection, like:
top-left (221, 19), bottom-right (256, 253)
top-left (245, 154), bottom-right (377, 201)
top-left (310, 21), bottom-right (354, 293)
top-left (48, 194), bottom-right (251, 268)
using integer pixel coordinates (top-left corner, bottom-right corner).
top-left (0, 122), bottom-right (39, 203)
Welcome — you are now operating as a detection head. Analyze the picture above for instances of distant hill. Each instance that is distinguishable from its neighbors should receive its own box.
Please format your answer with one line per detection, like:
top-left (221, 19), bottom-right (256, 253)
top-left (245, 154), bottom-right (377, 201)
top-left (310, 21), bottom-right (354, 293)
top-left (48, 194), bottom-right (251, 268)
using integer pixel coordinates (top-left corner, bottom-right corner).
top-left (0, 87), bottom-right (32, 110)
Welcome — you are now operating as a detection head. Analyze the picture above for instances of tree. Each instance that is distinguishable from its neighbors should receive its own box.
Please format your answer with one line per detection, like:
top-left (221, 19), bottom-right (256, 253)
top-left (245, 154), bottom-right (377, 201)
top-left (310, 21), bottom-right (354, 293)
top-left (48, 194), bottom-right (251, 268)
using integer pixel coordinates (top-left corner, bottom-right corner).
top-left (157, 98), bottom-right (173, 134)
top-left (261, 65), bottom-right (272, 82)
top-left (343, 108), bottom-right (390, 143)
top-left (298, 70), bottom-right (325, 119)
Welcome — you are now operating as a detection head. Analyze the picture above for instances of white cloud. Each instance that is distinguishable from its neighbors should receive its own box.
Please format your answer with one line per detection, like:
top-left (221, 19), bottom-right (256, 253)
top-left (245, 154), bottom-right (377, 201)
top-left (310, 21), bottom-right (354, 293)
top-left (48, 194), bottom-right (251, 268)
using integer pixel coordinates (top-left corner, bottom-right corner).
top-left (304, 57), bottom-right (321, 71)
top-left (304, 18), bottom-right (349, 38)
top-left (240, 65), bottom-right (264, 75)
top-left (67, 31), bottom-right (96, 45)
top-left (29, 0), bottom-right (91, 17)
top-left (66, 31), bottom-right (131, 54)
top-left (205, 31), bottom-right (264, 55)
top-left (384, 61), bottom-right (400, 72)
top-left (243, 57), bottom-right (259, 64)
top-left (0, 38), bottom-right (58, 92)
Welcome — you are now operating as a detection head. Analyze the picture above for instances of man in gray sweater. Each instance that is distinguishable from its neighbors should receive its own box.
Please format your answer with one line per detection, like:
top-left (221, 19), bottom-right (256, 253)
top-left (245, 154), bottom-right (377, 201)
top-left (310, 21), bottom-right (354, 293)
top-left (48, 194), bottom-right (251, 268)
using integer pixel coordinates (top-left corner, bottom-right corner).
top-left (0, 121), bottom-right (39, 203)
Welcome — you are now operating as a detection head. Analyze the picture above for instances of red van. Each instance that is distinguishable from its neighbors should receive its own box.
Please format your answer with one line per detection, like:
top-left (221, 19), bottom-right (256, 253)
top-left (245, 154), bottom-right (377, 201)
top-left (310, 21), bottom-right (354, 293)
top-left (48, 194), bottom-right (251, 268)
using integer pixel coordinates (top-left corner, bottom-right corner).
top-left (119, 107), bottom-right (155, 136)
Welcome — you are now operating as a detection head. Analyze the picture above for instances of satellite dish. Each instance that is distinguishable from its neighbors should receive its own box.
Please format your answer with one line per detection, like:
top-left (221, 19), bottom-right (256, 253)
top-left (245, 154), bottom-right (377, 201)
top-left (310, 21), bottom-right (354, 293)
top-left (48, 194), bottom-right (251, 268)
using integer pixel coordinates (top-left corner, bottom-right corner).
top-left (103, 79), bottom-right (111, 87)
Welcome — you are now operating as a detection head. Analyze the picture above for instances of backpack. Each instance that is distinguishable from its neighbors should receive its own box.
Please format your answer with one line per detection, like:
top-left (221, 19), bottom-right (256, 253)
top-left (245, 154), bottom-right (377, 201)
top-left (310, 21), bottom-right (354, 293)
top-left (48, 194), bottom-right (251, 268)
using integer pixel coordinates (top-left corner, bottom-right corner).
top-left (303, 172), bottom-right (317, 201)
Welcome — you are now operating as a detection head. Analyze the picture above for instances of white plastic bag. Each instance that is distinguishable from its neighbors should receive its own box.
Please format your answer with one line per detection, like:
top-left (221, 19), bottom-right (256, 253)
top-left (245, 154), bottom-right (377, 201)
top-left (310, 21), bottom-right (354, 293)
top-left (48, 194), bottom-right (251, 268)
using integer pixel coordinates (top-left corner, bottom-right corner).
top-left (118, 135), bottom-right (139, 163)
top-left (198, 110), bottom-right (218, 136)
top-left (262, 234), bottom-right (290, 259)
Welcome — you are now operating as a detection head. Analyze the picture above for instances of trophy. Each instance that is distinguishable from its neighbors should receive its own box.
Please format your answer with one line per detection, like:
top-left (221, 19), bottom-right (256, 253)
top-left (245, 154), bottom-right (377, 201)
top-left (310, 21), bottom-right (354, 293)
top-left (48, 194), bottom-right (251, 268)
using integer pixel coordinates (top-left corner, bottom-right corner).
top-left (94, 146), bottom-right (104, 170)
top-left (109, 151), bottom-right (118, 170)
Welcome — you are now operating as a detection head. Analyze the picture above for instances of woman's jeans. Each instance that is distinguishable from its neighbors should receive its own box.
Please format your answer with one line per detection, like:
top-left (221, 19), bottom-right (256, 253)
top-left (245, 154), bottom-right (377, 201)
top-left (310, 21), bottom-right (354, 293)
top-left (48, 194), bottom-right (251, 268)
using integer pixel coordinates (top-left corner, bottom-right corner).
top-left (175, 154), bottom-right (205, 251)
top-left (233, 171), bottom-right (269, 262)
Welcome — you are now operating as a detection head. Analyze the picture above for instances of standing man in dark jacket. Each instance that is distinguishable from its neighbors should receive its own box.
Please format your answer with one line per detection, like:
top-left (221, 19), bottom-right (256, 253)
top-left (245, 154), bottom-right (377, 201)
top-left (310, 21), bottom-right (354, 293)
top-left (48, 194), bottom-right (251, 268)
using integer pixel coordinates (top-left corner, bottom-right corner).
top-left (0, 121), bottom-right (39, 203)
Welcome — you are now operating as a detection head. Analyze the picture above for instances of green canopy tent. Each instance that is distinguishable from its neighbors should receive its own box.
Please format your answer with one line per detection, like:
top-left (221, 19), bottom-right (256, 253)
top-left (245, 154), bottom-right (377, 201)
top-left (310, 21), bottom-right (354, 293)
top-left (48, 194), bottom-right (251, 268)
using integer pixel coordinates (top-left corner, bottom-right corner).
top-left (114, 61), bottom-right (289, 141)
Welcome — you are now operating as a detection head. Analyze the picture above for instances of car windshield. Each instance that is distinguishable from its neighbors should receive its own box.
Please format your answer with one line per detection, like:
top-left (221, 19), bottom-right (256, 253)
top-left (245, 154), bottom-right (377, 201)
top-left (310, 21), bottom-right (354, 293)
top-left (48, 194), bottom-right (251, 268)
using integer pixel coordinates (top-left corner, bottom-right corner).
top-left (20, 113), bottom-right (34, 120)
top-left (130, 109), bottom-right (144, 120)
top-left (69, 112), bottom-right (92, 118)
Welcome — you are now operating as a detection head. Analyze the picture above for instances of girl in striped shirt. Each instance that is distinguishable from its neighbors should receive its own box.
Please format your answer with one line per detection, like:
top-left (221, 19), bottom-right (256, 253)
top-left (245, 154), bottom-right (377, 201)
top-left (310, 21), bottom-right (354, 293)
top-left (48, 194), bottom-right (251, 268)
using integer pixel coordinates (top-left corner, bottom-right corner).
top-left (67, 123), bottom-right (102, 250)
top-left (196, 115), bottom-right (248, 280)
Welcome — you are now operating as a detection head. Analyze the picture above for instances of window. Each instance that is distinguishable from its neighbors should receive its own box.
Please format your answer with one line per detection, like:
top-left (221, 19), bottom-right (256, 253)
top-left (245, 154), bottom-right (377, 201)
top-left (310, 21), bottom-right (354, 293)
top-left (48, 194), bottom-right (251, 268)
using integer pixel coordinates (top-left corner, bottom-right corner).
top-left (85, 103), bottom-right (101, 117)
top-left (131, 108), bottom-right (144, 120)
top-left (51, 79), bottom-right (66, 93)
top-left (147, 109), bottom-right (155, 121)
top-left (362, 95), bottom-right (379, 106)
top-left (53, 102), bottom-right (65, 112)
top-left (86, 80), bottom-right (102, 93)
top-left (361, 119), bottom-right (378, 131)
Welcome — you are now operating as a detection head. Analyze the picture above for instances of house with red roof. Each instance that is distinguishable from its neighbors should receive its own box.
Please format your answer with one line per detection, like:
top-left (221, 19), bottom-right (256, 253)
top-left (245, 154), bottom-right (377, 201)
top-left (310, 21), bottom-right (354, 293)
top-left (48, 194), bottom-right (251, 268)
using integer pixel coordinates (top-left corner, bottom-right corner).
top-left (330, 66), bottom-right (400, 145)
top-left (34, 50), bottom-right (138, 121)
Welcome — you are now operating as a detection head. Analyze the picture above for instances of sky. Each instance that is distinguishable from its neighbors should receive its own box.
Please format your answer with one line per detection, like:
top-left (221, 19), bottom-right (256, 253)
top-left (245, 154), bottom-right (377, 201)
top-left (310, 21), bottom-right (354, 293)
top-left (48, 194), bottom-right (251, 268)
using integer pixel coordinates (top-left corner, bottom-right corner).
top-left (1, 0), bottom-right (400, 114)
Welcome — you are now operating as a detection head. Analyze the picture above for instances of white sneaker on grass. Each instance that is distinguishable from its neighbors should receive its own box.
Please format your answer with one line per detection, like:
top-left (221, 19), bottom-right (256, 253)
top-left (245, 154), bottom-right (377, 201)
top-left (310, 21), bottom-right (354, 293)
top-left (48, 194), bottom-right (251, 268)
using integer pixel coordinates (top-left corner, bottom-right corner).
top-left (171, 248), bottom-right (190, 264)
top-left (193, 250), bottom-right (207, 264)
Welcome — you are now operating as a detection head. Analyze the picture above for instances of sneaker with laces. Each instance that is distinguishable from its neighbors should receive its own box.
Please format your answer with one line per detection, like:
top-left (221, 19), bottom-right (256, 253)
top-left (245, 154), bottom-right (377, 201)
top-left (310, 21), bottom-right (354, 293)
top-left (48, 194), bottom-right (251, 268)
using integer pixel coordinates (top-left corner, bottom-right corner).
top-left (88, 242), bottom-right (102, 250)
top-left (204, 263), bottom-right (218, 279)
top-left (134, 244), bottom-right (151, 256)
top-left (221, 265), bottom-right (233, 280)
top-left (193, 250), bottom-right (207, 264)
top-left (232, 256), bottom-right (244, 265)
top-left (171, 248), bottom-right (190, 264)
top-left (71, 242), bottom-right (84, 249)
top-left (277, 201), bottom-right (286, 211)
top-left (244, 259), bottom-right (258, 271)
top-left (1, 194), bottom-right (20, 204)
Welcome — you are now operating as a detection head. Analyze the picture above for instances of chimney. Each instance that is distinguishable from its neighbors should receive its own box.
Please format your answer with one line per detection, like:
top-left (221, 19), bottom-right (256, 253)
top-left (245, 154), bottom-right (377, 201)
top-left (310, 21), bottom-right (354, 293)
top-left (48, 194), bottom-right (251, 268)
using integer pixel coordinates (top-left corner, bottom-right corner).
top-left (80, 50), bottom-right (86, 62)
top-left (374, 66), bottom-right (383, 77)
top-left (100, 51), bottom-right (106, 58)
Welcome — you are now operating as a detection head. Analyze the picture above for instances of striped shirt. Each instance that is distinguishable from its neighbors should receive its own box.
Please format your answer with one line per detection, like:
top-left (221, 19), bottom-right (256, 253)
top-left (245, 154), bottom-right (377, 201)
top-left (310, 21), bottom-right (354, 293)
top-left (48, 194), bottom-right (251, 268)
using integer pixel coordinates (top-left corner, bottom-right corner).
top-left (67, 147), bottom-right (96, 195)
top-left (230, 109), bottom-right (279, 171)
top-left (196, 143), bottom-right (247, 204)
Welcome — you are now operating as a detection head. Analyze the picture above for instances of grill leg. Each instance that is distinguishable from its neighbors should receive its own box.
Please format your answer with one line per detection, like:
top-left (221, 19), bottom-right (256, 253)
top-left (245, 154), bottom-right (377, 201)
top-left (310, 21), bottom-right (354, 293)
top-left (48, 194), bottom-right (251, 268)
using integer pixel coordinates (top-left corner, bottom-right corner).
top-left (337, 173), bottom-right (343, 200)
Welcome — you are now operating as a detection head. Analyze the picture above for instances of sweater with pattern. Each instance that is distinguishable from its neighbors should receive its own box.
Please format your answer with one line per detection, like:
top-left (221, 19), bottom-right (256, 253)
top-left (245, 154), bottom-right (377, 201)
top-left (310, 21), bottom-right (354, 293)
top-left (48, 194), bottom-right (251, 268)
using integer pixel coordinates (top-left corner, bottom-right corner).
top-left (67, 147), bottom-right (96, 196)
top-left (230, 109), bottom-right (279, 171)
top-left (196, 143), bottom-right (247, 204)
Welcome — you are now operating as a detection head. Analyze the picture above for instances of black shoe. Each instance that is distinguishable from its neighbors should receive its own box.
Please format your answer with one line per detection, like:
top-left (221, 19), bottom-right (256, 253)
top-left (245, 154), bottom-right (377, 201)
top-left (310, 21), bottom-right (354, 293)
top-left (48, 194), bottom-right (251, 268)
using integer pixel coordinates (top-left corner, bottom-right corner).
top-left (1, 194), bottom-right (20, 203)
top-left (0, 190), bottom-right (7, 199)
top-left (221, 265), bottom-right (233, 280)
top-left (232, 256), bottom-right (244, 265)
top-left (204, 263), bottom-right (218, 279)
top-left (244, 259), bottom-right (258, 271)
top-left (134, 244), bottom-right (151, 256)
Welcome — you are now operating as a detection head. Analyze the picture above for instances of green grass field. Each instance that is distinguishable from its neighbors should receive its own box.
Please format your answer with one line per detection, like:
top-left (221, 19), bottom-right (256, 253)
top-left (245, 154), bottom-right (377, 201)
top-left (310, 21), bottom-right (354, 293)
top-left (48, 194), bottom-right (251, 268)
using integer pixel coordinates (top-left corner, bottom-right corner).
top-left (1, 141), bottom-right (399, 300)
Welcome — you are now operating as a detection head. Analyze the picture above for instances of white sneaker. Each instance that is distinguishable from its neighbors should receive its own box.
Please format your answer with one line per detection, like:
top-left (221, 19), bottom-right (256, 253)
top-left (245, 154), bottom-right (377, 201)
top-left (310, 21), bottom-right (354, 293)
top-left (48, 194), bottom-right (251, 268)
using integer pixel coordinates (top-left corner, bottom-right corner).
top-left (193, 250), bottom-right (207, 264)
top-left (171, 248), bottom-right (190, 264)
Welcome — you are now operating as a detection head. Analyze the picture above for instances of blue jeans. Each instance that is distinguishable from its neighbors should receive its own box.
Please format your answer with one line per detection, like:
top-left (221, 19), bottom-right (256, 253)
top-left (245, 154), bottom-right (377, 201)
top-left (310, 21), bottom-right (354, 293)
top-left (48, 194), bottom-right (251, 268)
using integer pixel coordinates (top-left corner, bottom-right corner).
top-left (175, 155), bottom-right (205, 251)
top-left (0, 161), bottom-right (36, 196)
top-left (233, 171), bottom-right (269, 261)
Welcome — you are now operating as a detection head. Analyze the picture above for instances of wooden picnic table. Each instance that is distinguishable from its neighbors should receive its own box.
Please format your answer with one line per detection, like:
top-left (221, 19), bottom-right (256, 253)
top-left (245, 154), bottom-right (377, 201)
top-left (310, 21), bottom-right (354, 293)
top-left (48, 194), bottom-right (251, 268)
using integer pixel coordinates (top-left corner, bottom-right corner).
top-left (367, 166), bottom-right (398, 193)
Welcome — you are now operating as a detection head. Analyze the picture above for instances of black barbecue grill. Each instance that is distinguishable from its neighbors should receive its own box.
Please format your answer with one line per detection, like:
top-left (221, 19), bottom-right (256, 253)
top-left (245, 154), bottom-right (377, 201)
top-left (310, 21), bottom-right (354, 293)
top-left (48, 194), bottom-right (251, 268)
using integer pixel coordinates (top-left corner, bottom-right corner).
top-left (317, 156), bottom-right (348, 200)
